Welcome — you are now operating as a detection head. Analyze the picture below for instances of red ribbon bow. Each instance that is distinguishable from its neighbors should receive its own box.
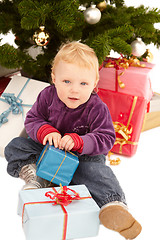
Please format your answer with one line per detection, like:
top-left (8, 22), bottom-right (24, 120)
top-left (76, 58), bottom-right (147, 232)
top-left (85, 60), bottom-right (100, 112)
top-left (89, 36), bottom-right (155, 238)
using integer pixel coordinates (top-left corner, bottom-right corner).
top-left (45, 185), bottom-right (81, 206)
top-left (45, 185), bottom-right (91, 240)
top-left (22, 186), bottom-right (91, 240)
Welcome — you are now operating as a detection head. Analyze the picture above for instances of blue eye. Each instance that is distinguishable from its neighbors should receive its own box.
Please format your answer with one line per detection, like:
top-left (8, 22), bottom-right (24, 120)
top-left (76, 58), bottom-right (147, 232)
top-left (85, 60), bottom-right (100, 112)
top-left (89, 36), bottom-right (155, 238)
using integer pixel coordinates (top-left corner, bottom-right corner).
top-left (64, 80), bottom-right (70, 84)
top-left (81, 82), bottom-right (87, 85)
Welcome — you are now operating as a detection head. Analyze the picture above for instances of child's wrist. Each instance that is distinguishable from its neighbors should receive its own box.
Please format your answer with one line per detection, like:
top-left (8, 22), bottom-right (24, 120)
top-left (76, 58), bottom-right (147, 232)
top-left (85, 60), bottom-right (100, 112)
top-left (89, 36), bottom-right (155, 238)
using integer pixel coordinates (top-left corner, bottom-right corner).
top-left (37, 124), bottom-right (60, 144)
top-left (64, 133), bottom-right (84, 153)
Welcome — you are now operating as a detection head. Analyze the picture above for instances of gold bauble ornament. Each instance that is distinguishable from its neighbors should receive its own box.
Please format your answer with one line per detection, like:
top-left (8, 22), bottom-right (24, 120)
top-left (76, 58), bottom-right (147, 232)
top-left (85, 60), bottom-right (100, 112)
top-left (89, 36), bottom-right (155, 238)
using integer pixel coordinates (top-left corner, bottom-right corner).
top-left (84, 4), bottom-right (101, 24)
top-left (97, 1), bottom-right (107, 11)
top-left (33, 26), bottom-right (50, 47)
top-left (131, 38), bottom-right (146, 57)
top-left (143, 49), bottom-right (154, 63)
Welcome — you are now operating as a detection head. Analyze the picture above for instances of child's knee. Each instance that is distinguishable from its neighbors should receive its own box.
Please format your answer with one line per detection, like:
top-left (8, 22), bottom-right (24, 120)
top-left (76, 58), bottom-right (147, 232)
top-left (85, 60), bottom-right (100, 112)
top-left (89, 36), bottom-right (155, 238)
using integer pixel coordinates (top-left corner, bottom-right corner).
top-left (4, 137), bottom-right (22, 159)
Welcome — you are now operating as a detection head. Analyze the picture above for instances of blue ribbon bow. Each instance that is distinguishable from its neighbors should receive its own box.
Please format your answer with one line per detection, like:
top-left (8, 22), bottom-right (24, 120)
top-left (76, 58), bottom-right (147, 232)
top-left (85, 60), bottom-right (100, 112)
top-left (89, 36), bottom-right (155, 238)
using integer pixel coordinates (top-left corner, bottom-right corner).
top-left (0, 78), bottom-right (32, 127)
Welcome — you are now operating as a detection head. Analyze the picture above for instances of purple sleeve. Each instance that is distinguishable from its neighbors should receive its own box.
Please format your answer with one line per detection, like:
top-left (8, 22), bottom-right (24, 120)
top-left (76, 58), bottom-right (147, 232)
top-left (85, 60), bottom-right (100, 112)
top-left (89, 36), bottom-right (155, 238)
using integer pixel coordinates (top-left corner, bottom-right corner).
top-left (24, 86), bottom-right (52, 142)
top-left (80, 102), bottom-right (116, 156)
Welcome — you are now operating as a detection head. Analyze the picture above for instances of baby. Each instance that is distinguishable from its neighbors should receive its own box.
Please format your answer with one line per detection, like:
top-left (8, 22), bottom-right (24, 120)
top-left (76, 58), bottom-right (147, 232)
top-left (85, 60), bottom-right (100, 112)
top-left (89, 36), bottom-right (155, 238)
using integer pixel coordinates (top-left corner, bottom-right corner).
top-left (5, 41), bottom-right (142, 239)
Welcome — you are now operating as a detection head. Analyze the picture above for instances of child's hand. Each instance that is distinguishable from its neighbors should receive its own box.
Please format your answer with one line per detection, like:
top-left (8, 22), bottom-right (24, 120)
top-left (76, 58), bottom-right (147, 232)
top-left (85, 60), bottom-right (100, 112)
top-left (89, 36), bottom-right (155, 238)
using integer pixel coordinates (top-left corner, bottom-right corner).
top-left (43, 132), bottom-right (62, 148)
top-left (59, 135), bottom-right (74, 151)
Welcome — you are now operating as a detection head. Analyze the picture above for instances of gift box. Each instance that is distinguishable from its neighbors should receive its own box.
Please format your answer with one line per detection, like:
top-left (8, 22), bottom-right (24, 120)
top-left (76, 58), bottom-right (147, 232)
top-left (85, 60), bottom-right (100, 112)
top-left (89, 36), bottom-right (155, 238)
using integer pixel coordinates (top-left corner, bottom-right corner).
top-left (98, 88), bottom-right (147, 156)
top-left (17, 185), bottom-right (100, 240)
top-left (142, 92), bottom-right (160, 131)
top-left (36, 144), bottom-right (79, 186)
top-left (98, 58), bottom-right (155, 101)
top-left (147, 92), bottom-right (160, 112)
top-left (0, 77), bottom-right (11, 96)
top-left (0, 75), bottom-right (49, 156)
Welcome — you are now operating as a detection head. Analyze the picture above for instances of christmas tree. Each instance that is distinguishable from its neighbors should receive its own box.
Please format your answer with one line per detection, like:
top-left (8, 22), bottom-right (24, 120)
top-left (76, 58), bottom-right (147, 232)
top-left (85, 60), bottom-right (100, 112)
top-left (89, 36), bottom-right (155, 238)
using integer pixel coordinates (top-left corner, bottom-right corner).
top-left (0, 0), bottom-right (160, 82)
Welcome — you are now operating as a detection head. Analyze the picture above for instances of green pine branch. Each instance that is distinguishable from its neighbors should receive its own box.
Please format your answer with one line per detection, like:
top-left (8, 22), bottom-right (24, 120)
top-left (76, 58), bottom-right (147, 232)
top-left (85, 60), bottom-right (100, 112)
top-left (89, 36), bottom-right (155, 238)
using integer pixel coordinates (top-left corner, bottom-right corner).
top-left (18, 0), bottom-right (53, 30)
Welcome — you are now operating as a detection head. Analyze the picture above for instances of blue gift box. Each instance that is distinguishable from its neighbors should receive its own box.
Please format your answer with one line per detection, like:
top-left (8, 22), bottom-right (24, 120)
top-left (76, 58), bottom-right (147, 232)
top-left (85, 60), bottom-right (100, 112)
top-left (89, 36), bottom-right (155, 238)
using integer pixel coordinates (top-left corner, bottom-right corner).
top-left (17, 185), bottom-right (100, 240)
top-left (36, 144), bottom-right (79, 186)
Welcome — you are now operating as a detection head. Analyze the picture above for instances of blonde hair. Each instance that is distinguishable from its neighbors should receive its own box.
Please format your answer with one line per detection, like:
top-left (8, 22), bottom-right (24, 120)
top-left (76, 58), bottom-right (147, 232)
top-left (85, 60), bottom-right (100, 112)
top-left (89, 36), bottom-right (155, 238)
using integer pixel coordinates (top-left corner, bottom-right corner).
top-left (51, 41), bottom-right (99, 82)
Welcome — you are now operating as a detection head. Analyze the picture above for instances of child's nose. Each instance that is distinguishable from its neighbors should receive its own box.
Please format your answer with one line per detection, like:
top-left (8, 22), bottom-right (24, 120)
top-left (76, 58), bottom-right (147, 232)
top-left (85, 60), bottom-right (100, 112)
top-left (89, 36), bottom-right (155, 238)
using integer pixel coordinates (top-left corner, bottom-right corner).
top-left (71, 84), bottom-right (79, 92)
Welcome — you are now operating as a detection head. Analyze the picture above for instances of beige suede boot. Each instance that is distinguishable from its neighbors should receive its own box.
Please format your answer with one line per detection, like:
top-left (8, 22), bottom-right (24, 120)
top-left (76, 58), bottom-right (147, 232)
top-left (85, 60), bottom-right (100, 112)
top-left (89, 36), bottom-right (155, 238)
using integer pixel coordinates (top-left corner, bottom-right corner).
top-left (99, 201), bottom-right (142, 239)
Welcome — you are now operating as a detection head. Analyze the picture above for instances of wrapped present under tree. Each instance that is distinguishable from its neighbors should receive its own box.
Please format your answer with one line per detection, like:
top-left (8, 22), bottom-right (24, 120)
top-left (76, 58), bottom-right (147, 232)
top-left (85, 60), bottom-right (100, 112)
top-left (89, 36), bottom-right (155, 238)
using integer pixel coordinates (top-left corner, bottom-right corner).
top-left (98, 89), bottom-right (147, 156)
top-left (0, 75), bottom-right (49, 156)
top-left (0, 77), bottom-right (11, 96)
top-left (142, 92), bottom-right (160, 131)
top-left (98, 57), bottom-right (155, 102)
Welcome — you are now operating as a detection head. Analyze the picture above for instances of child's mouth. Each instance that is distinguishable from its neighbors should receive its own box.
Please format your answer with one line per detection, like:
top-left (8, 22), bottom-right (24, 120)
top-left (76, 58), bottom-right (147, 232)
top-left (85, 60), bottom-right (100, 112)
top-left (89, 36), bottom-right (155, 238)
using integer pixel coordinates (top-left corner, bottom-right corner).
top-left (68, 97), bottom-right (79, 101)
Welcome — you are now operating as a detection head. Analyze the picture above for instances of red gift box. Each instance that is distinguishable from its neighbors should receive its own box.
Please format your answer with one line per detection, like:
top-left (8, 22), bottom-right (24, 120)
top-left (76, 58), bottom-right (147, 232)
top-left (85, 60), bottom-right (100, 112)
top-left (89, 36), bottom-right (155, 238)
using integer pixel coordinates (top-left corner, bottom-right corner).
top-left (98, 57), bottom-right (154, 102)
top-left (0, 77), bottom-right (11, 96)
top-left (98, 88), bottom-right (147, 156)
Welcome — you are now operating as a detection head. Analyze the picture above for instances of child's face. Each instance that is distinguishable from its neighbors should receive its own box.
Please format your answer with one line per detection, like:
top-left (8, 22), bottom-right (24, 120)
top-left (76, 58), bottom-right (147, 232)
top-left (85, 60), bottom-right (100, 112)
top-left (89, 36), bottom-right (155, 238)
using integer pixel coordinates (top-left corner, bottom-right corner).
top-left (52, 60), bottom-right (98, 109)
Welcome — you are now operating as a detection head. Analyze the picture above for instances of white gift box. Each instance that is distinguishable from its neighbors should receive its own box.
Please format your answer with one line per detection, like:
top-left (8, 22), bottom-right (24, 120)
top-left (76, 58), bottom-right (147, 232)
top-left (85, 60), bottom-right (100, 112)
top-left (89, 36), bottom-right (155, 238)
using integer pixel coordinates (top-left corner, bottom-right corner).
top-left (142, 92), bottom-right (160, 131)
top-left (149, 92), bottom-right (160, 112)
top-left (0, 75), bottom-right (49, 156)
top-left (17, 185), bottom-right (100, 240)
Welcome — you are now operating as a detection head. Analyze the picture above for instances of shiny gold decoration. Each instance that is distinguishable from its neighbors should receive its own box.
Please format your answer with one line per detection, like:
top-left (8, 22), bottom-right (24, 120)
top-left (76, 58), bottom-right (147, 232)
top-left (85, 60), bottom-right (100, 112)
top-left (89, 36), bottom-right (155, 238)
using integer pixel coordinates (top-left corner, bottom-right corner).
top-left (108, 152), bottom-right (121, 165)
top-left (113, 122), bottom-right (132, 141)
top-left (114, 138), bottom-right (138, 154)
top-left (97, 1), bottom-right (107, 11)
top-left (143, 49), bottom-right (154, 63)
top-left (33, 26), bottom-right (50, 47)
top-left (117, 71), bottom-right (125, 89)
top-left (105, 56), bottom-right (147, 89)
top-left (105, 56), bottom-right (146, 69)
top-left (113, 96), bottom-right (138, 154)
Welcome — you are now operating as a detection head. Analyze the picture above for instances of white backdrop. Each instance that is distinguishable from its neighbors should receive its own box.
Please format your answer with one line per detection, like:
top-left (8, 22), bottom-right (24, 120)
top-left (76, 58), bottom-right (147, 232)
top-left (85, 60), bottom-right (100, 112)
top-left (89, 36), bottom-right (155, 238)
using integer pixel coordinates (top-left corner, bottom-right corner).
top-left (0, 1), bottom-right (160, 240)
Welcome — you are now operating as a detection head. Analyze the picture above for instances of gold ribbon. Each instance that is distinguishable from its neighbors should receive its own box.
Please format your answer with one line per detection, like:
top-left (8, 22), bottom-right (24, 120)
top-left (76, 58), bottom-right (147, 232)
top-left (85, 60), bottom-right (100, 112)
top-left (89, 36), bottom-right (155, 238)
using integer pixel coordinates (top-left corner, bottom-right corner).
top-left (37, 144), bottom-right (78, 184)
top-left (113, 96), bottom-right (138, 154)
top-left (113, 122), bottom-right (132, 141)
top-left (114, 138), bottom-right (138, 154)
top-left (108, 151), bottom-right (121, 165)
top-left (105, 61), bottom-right (127, 89)
top-left (50, 151), bottom-right (67, 183)
top-left (117, 71), bottom-right (125, 89)
top-left (105, 56), bottom-right (147, 89)
top-left (37, 144), bottom-right (49, 166)
top-left (127, 56), bottom-right (146, 68)
top-left (105, 56), bottom-right (146, 69)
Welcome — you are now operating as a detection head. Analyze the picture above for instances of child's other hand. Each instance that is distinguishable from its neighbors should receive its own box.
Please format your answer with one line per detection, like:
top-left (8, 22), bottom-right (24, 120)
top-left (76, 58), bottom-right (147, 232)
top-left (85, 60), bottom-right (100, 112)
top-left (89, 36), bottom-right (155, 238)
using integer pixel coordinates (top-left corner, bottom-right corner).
top-left (43, 132), bottom-right (62, 148)
top-left (59, 135), bottom-right (74, 151)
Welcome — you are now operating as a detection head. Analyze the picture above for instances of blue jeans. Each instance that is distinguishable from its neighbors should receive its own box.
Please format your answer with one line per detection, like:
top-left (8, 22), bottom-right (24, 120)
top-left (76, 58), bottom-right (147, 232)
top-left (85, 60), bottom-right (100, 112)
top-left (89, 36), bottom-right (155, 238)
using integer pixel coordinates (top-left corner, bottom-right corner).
top-left (4, 137), bottom-right (126, 208)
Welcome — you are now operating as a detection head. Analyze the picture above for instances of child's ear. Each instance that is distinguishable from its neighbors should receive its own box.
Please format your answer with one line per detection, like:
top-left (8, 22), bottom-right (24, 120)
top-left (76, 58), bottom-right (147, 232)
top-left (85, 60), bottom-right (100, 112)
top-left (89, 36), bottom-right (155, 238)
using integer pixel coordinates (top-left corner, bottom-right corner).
top-left (94, 78), bottom-right (99, 88)
top-left (51, 72), bottom-right (55, 84)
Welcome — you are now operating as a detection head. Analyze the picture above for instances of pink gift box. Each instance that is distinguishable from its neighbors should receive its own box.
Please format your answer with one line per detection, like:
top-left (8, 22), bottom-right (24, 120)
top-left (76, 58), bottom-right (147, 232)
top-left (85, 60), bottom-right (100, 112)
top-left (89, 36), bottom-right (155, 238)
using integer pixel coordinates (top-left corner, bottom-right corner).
top-left (98, 58), bottom-right (155, 102)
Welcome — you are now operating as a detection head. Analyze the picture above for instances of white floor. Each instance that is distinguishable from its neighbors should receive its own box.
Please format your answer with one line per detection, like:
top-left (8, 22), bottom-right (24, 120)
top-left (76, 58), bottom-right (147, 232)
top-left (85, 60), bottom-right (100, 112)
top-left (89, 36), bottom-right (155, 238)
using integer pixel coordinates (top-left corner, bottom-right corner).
top-left (0, 125), bottom-right (160, 240)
